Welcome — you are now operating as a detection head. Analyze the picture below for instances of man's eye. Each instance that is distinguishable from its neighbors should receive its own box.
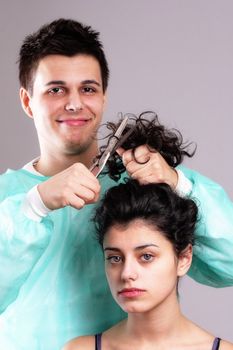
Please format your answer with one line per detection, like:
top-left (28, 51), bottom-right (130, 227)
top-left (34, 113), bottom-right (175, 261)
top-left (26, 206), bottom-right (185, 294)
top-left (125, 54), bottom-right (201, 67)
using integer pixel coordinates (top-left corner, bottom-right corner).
top-left (82, 86), bottom-right (96, 94)
top-left (48, 87), bottom-right (64, 95)
top-left (141, 254), bottom-right (153, 262)
top-left (106, 256), bottom-right (122, 264)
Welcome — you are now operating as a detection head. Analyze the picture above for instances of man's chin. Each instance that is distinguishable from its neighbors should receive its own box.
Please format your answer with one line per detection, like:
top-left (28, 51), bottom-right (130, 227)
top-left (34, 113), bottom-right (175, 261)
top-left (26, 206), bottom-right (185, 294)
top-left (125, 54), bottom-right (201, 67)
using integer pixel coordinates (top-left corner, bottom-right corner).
top-left (65, 139), bottom-right (96, 156)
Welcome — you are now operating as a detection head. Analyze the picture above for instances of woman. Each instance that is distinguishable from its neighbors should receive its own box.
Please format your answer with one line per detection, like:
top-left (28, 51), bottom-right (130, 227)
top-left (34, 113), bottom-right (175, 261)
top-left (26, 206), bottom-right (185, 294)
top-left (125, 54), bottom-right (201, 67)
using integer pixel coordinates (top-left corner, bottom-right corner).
top-left (63, 179), bottom-right (233, 349)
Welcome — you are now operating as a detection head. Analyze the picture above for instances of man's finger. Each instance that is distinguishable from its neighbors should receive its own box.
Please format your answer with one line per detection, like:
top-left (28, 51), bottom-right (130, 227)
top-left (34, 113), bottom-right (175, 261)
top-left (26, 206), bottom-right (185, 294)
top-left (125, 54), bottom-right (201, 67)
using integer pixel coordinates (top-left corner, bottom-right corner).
top-left (115, 147), bottom-right (125, 157)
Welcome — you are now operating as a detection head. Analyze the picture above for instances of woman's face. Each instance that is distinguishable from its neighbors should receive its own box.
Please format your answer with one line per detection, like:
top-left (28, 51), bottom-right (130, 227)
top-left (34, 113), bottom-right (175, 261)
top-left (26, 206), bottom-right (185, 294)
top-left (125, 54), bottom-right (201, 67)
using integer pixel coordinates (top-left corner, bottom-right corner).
top-left (103, 219), bottom-right (191, 314)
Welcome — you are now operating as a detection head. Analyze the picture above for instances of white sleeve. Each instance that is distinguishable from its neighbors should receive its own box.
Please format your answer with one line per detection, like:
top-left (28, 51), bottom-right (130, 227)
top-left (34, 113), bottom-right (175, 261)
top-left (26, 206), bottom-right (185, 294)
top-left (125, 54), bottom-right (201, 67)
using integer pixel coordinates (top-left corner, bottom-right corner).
top-left (175, 169), bottom-right (193, 197)
top-left (22, 185), bottom-right (52, 222)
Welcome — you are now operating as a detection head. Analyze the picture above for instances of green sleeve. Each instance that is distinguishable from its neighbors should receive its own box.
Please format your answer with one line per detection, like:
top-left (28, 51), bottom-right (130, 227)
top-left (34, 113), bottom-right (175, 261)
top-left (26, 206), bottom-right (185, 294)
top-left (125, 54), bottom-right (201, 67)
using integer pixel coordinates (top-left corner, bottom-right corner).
top-left (179, 165), bottom-right (233, 287)
top-left (0, 193), bottom-right (53, 312)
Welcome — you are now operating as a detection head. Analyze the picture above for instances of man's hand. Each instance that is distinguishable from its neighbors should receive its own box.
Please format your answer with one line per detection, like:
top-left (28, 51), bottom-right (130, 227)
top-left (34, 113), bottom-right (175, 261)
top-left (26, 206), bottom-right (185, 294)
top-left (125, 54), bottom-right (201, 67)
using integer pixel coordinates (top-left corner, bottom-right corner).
top-left (117, 145), bottom-right (178, 188)
top-left (37, 163), bottom-right (101, 210)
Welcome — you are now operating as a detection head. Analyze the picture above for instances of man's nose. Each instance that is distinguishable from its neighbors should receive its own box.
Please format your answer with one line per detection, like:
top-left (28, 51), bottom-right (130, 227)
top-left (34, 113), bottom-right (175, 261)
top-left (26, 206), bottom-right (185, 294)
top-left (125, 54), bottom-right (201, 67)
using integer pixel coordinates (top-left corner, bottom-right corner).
top-left (64, 91), bottom-right (83, 112)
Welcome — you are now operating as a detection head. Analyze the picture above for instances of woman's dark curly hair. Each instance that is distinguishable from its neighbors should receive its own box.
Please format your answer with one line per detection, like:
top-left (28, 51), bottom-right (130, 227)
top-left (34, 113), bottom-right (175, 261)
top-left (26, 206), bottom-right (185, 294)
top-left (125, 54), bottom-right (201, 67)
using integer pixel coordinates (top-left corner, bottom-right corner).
top-left (95, 111), bottom-right (196, 181)
top-left (94, 179), bottom-right (197, 256)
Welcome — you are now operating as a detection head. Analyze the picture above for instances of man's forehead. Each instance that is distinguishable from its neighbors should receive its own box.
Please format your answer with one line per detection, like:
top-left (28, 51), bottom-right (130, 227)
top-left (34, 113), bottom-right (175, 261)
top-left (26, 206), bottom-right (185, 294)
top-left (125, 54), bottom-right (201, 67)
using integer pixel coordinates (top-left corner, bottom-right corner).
top-left (33, 54), bottom-right (103, 86)
top-left (37, 53), bottom-right (101, 70)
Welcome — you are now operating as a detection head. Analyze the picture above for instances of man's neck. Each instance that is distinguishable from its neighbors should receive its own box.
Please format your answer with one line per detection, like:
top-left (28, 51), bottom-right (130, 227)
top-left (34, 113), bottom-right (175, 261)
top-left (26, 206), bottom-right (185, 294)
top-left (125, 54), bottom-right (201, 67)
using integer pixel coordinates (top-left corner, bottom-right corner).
top-left (34, 147), bottom-right (99, 176)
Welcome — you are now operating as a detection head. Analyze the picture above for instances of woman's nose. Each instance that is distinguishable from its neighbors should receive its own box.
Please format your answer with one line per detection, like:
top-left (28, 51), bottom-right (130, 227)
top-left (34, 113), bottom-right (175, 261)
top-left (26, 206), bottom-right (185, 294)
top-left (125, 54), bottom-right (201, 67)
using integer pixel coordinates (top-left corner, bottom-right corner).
top-left (121, 260), bottom-right (138, 281)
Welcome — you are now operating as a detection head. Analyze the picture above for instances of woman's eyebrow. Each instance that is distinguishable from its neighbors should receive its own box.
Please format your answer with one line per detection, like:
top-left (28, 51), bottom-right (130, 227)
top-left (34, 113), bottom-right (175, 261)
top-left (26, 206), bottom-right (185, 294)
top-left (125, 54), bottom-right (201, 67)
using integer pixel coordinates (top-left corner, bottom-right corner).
top-left (135, 244), bottom-right (159, 251)
top-left (104, 244), bottom-right (159, 252)
top-left (104, 247), bottom-right (121, 252)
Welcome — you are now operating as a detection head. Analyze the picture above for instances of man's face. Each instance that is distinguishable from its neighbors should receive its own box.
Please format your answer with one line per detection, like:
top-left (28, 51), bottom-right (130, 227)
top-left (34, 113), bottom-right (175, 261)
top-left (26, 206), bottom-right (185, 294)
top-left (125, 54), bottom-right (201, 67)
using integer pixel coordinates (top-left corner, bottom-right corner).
top-left (21, 54), bottom-right (106, 157)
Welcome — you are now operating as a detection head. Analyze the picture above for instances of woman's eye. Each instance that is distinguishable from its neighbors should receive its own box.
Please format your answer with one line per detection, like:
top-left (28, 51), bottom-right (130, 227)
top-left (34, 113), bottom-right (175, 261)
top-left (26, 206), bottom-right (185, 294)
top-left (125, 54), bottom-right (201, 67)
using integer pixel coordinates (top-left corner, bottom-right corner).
top-left (141, 253), bottom-right (153, 262)
top-left (106, 256), bottom-right (122, 264)
top-left (48, 87), bottom-right (64, 95)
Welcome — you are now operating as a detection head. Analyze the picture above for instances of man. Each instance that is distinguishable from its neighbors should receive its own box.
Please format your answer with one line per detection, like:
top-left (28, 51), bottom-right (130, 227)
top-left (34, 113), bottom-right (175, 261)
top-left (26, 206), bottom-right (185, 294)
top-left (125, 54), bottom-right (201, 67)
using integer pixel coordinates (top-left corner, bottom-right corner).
top-left (0, 18), bottom-right (232, 350)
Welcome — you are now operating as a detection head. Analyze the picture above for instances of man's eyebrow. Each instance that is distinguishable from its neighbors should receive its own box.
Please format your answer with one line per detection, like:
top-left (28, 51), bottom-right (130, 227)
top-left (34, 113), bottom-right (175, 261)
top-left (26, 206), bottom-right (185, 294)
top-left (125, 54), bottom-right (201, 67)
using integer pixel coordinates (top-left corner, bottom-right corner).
top-left (82, 79), bottom-right (101, 87)
top-left (45, 80), bottom-right (66, 86)
top-left (45, 79), bottom-right (101, 87)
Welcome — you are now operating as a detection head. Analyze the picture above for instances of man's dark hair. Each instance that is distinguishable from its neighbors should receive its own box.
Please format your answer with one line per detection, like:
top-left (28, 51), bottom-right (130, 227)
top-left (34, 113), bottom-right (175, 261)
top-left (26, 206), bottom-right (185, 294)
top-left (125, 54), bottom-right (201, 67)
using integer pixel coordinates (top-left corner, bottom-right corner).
top-left (95, 179), bottom-right (198, 256)
top-left (18, 18), bottom-right (109, 93)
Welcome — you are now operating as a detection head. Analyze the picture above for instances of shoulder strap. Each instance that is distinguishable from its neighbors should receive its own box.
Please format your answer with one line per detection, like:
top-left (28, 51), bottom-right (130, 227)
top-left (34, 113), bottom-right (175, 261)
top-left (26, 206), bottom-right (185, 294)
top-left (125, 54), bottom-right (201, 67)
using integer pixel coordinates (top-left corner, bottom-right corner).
top-left (212, 337), bottom-right (221, 350)
top-left (95, 333), bottom-right (102, 350)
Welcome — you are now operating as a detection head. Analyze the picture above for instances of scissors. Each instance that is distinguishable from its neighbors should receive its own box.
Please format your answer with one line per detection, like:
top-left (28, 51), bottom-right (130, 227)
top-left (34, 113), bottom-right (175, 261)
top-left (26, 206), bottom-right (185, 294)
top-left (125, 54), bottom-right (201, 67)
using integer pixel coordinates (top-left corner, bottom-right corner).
top-left (90, 115), bottom-right (134, 177)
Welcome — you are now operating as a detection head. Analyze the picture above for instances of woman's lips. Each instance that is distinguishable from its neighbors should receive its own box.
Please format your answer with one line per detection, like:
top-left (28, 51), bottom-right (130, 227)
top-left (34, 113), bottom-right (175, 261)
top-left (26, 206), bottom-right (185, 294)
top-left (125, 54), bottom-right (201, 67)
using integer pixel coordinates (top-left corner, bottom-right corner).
top-left (118, 288), bottom-right (145, 298)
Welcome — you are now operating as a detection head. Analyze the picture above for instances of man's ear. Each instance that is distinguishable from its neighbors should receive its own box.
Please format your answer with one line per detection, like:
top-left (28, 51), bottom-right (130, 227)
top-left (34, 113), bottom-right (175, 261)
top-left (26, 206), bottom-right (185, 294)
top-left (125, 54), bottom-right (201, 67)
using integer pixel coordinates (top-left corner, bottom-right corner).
top-left (177, 244), bottom-right (193, 277)
top-left (103, 92), bottom-right (107, 111)
top-left (20, 87), bottom-right (33, 118)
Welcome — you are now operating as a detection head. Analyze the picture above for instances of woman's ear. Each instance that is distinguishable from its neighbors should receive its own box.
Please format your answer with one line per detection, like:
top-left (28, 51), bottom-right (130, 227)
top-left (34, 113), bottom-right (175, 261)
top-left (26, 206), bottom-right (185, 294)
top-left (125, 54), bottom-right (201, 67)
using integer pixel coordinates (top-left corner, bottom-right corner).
top-left (177, 244), bottom-right (193, 277)
top-left (19, 87), bottom-right (33, 118)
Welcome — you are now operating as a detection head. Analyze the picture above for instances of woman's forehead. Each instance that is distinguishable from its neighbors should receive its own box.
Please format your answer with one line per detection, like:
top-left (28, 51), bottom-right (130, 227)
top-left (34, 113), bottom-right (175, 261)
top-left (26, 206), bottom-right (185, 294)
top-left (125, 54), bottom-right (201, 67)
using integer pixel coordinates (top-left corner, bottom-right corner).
top-left (103, 219), bottom-right (171, 249)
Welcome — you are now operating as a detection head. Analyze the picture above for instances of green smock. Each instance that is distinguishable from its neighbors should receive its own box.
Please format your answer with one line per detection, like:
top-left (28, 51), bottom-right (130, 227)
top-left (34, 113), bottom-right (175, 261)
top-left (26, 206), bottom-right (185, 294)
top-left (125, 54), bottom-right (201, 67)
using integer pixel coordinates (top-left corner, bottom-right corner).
top-left (0, 165), bottom-right (232, 350)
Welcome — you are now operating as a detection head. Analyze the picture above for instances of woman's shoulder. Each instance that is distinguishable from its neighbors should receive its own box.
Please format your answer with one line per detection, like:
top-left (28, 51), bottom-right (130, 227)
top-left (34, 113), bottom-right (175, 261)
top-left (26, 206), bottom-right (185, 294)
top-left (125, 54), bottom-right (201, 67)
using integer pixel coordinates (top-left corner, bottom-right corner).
top-left (62, 335), bottom-right (95, 350)
top-left (183, 320), bottom-right (233, 350)
top-left (220, 339), bottom-right (233, 350)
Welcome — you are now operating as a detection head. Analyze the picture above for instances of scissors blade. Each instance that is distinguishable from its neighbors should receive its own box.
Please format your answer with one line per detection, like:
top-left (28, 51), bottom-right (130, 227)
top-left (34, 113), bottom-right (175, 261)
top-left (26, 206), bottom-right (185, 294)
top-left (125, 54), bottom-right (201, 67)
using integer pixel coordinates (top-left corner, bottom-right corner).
top-left (90, 151), bottom-right (110, 177)
top-left (90, 115), bottom-right (129, 177)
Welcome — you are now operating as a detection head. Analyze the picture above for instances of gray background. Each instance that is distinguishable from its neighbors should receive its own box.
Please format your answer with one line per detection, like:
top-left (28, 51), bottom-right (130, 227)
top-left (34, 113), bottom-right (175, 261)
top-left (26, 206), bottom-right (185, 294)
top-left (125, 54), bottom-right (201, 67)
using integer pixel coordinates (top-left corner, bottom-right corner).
top-left (0, 0), bottom-right (232, 342)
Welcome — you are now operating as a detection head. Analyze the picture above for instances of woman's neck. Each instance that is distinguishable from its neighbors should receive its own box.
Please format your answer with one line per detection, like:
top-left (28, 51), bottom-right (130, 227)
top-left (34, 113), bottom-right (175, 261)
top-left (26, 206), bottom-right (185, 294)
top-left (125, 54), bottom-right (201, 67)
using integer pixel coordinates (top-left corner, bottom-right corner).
top-left (125, 298), bottom-right (184, 341)
top-left (104, 289), bottom-right (213, 349)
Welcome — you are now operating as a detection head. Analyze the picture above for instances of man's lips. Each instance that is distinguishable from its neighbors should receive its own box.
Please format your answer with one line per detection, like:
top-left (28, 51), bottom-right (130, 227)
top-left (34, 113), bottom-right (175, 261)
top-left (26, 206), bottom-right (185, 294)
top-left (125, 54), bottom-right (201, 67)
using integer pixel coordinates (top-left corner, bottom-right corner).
top-left (57, 118), bottom-right (91, 127)
top-left (118, 288), bottom-right (146, 298)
